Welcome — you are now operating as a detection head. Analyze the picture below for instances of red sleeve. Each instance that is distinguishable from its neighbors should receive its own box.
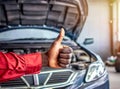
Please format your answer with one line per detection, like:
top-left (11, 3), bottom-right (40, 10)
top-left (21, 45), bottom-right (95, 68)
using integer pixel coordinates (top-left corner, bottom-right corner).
top-left (0, 52), bottom-right (42, 82)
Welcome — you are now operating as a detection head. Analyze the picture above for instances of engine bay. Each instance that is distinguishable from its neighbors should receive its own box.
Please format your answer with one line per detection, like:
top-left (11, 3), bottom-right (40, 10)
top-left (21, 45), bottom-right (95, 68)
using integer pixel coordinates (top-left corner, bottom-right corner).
top-left (0, 42), bottom-right (97, 88)
top-left (0, 42), bottom-right (96, 70)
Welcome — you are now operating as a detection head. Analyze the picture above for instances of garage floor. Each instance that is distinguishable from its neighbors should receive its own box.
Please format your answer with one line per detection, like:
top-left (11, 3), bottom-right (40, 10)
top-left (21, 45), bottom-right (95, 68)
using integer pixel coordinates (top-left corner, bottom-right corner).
top-left (106, 67), bottom-right (120, 89)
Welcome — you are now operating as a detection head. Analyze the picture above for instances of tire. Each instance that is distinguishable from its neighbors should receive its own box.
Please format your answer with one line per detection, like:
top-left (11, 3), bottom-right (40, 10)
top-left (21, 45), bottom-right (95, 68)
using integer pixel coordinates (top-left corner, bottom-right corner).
top-left (115, 56), bottom-right (120, 72)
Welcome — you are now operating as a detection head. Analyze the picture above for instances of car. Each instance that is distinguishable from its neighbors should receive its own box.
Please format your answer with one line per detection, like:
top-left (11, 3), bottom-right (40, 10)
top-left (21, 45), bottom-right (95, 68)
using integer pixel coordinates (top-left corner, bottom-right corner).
top-left (0, 0), bottom-right (109, 89)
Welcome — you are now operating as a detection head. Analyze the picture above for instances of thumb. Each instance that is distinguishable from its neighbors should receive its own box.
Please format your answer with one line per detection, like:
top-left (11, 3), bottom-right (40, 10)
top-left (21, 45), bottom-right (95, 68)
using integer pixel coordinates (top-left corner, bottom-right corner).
top-left (55, 28), bottom-right (65, 44)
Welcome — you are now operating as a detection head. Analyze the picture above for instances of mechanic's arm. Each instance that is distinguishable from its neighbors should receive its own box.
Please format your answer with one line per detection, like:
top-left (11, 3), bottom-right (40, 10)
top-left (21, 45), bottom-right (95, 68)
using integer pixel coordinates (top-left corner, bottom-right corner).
top-left (0, 28), bottom-right (72, 82)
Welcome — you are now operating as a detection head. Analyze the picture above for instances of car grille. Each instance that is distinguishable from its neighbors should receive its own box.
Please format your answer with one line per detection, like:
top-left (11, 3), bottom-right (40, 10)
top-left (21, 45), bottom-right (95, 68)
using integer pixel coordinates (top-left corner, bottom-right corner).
top-left (0, 75), bottom-right (34, 87)
top-left (0, 78), bottom-right (26, 87)
top-left (47, 71), bottom-right (72, 84)
top-left (0, 69), bottom-right (75, 88)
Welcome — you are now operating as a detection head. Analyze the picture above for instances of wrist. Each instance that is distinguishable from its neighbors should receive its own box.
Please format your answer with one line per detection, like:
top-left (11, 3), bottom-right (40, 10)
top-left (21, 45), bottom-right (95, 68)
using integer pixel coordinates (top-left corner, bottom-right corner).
top-left (41, 52), bottom-right (49, 67)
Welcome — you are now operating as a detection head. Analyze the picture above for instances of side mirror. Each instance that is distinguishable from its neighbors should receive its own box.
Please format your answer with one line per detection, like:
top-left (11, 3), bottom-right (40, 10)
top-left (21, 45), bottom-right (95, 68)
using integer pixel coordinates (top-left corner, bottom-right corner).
top-left (83, 38), bottom-right (94, 45)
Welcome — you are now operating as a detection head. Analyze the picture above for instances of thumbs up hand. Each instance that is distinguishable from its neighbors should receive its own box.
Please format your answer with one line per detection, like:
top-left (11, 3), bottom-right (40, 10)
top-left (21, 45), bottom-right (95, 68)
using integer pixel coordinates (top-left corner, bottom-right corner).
top-left (42, 28), bottom-right (73, 68)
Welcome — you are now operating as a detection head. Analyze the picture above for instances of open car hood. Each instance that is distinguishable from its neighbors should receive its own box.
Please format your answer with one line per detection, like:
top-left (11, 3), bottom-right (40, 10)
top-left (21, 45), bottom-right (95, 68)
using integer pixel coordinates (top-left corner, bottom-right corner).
top-left (0, 0), bottom-right (88, 40)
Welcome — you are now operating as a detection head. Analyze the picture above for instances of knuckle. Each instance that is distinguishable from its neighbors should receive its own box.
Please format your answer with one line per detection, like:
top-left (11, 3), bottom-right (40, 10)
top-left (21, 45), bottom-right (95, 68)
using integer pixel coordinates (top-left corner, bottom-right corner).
top-left (59, 63), bottom-right (66, 68)
top-left (59, 58), bottom-right (69, 64)
top-left (59, 54), bottom-right (69, 58)
top-left (53, 41), bottom-right (58, 45)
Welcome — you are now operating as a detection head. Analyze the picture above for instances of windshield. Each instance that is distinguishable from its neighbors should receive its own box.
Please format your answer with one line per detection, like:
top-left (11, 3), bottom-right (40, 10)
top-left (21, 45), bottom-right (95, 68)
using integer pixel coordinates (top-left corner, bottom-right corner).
top-left (0, 28), bottom-right (70, 41)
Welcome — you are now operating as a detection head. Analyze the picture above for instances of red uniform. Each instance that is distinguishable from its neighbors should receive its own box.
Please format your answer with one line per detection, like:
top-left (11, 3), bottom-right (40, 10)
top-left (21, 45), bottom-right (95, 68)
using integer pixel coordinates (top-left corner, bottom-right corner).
top-left (0, 52), bottom-right (42, 82)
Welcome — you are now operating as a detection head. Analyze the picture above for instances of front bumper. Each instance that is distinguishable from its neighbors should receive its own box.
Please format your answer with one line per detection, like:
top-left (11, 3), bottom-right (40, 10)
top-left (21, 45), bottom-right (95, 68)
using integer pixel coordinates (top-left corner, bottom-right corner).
top-left (0, 67), bottom-right (109, 89)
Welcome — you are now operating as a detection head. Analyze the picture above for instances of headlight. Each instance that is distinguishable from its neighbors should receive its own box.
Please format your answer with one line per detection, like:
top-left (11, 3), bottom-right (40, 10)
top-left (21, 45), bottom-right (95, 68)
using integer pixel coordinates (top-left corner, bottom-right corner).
top-left (85, 62), bottom-right (105, 82)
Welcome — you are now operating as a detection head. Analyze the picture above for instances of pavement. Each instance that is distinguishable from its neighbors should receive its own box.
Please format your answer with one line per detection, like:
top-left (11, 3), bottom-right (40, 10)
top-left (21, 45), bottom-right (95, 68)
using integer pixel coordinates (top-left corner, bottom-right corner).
top-left (106, 66), bottom-right (120, 89)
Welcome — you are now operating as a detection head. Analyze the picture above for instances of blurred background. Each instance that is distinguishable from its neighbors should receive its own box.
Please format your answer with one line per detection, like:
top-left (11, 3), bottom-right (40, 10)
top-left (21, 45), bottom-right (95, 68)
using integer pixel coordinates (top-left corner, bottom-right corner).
top-left (77, 0), bottom-right (120, 89)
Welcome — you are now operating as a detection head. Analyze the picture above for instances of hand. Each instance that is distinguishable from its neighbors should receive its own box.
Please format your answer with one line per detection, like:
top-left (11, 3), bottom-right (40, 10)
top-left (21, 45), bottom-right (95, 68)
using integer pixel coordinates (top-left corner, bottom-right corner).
top-left (58, 46), bottom-right (73, 68)
top-left (42, 28), bottom-right (73, 68)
